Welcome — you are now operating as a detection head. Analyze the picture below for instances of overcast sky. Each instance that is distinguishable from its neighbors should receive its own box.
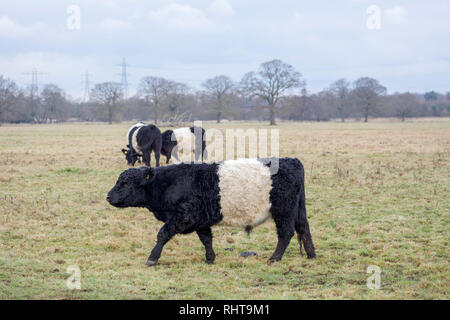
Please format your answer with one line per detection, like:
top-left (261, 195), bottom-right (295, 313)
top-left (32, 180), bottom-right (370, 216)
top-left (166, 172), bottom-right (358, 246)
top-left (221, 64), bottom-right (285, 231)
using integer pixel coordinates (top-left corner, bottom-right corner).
top-left (0, 0), bottom-right (449, 99)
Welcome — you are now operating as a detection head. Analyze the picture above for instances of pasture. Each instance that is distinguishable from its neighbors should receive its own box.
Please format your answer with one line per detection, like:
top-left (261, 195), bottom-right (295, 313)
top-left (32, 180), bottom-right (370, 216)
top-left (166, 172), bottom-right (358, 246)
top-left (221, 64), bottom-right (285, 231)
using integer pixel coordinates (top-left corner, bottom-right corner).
top-left (0, 120), bottom-right (449, 299)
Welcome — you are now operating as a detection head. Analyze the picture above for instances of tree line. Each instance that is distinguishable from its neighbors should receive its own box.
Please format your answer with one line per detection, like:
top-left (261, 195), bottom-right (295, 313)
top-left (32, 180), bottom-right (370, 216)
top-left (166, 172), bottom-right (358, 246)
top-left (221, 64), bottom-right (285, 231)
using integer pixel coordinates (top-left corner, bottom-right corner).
top-left (1, 59), bottom-right (449, 125)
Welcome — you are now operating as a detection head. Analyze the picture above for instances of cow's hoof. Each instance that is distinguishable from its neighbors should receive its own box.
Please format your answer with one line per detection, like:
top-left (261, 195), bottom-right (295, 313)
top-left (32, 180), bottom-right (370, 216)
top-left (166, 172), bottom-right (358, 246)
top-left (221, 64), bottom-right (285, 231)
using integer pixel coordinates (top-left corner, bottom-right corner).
top-left (206, 260), bottom-right (215, 265)
top-left (145, 260), bottom-right (158, 267)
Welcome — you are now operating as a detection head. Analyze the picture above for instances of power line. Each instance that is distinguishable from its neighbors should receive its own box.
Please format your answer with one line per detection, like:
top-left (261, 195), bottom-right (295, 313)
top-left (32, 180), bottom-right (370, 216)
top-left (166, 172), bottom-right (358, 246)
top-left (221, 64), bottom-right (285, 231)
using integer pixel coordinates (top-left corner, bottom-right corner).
top-left (117, 58), bottom-right (130, 99)
top-left (81, 71), bottom-right (92, 102)
top-left (21, 68), bottom-right (47, 120)
top-left (22, 68), bottom-right (47, 97)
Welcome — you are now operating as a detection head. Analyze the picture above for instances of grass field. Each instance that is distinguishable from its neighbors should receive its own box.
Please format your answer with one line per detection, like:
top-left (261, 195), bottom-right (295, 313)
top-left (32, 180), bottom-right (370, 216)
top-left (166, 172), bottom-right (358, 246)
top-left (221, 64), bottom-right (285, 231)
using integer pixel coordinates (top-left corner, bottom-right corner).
top-left (0, 120), bottom-right (449, 299)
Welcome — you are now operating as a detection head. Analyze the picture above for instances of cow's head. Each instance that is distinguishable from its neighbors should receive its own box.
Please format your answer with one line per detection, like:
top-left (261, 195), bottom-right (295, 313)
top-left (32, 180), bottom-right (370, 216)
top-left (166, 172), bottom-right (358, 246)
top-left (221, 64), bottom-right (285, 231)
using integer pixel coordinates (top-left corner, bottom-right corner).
top-left (160, 144), bottom-right (174, 158)
top-left (160, 130), bottom-right (177, 160)
top-left (107, 167), bottom-right (154, 208)
top-left (122, 148), bottom-right (140, 166)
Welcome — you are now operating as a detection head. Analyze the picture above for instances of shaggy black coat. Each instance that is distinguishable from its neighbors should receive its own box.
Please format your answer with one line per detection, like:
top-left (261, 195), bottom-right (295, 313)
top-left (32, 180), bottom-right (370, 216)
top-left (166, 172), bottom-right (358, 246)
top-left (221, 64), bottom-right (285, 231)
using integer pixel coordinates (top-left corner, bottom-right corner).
top-left (122, 124), bottom-right (162, 167)
top-left (160, 126), bottom-right (207, 164)
top-left (106, 158), bottom-right (315, 266)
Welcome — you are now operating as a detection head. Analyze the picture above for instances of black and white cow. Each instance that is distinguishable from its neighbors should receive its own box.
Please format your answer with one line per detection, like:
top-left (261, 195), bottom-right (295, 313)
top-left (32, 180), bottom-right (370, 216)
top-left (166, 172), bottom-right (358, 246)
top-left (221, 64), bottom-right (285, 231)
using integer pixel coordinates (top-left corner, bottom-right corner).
top-left (121, 123), bottom-right (162, 167)
top-left (160, 127), bottom-right (206, 164)
top-left (106, 158), bottom-right (316, 266)
top-left (122, 122), bottom-right (144, 164)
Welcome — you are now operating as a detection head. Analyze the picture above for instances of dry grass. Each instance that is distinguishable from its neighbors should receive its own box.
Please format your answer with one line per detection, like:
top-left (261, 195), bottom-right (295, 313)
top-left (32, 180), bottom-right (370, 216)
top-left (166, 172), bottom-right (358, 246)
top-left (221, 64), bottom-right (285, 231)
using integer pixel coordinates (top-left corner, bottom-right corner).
top-left (0, 120), bottom-right (449, 299)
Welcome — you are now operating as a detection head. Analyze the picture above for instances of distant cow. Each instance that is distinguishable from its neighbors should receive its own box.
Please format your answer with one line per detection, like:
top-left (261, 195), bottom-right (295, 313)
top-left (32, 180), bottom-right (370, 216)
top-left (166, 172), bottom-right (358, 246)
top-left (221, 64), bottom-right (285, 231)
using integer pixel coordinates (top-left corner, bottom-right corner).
top-left (107, 158), bottom-right (316, 266)
top-left (122, 123), bottom-right (161, 167)
top-left (122, 122), bottom-right (144, 164)
top-left (160, 127), bottom-right (206, 164)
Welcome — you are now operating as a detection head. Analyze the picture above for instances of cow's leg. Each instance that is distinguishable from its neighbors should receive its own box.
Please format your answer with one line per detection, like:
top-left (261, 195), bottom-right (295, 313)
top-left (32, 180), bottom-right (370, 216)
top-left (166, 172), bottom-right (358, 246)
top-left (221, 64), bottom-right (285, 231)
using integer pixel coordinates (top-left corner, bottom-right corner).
top-left (196, 227), bottom-right (215, 264)
top-left (269, 217), bottom-right (295, 263)
top-left (166, 154), bottom-right (171, 164)
top-left (146, 211), bottom-right (197, 266)
top-left (142, 151), bottom-right (151, 167)
top-left (153, 137), bottom-right (162, 167)
top-left (146, 223), bottom-right (175, 266)
top-left (154, 150), bottom-right (160, 167)
top-left (202, 141), bottom-right (207, 162)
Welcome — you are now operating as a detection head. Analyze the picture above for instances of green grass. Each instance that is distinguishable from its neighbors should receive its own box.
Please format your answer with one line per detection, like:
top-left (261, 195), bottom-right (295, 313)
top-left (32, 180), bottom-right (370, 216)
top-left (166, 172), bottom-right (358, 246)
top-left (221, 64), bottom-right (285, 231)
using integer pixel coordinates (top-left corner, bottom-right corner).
top-left (0, 120), bottom-right (449, 299)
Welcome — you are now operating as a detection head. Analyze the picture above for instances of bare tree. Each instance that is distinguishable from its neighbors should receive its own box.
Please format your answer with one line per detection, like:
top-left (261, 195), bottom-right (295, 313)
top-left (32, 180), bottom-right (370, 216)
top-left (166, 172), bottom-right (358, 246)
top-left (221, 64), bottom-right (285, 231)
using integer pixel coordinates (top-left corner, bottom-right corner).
top-left (166, 80), bottom-right (188, 117)
top-left (202, 75), bottom-right (235, 123)
top-left (90, 82), bottom-right (123, 124)
top-left (330, 78), bottom-right (350, 122)
top-left (40, 84), bottom-right (67, 123)
top-left (240, 59), bottom-right (304, 125)
top-left (279, 95), bottom-right (302, 120)
top-left (353, 77), bottom-right (386, 122)
top-left (298, 88), bottom-right (311, 120)
top-left (0, 76), bottom-right (20, 123)
top-left (160, 110), bottom-right (192, 127)
top-left (138, 76), bottom-right (170, 124)
top-left (388, 92), bottom-right (421, 122)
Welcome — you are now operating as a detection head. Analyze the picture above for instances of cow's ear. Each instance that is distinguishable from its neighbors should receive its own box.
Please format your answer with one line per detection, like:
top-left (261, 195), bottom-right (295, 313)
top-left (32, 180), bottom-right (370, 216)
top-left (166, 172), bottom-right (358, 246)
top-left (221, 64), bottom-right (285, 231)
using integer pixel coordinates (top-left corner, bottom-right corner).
top-left (122, 148), bottom-right (128, 155)
top-left (140, 167), bottom-right (155, 184)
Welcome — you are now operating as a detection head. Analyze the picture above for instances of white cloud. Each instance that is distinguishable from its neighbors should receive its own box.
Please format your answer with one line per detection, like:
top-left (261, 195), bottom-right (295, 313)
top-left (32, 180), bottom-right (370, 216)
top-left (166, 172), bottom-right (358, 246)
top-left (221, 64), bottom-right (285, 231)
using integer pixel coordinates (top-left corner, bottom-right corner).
top-left (91, 0), bottom-right (119, 9)
top-left (207, 0), bottom-right (235, 17)
top-left (1, 1), bottom-right (449, 97)
top-left (99, 18), bottom-right (132, 32)
top-left (148, 3), bottom-right (227, 33)
top-left (0, 15), bottom-right (43, 38)
top-left (0, 51), bottom-right (107, 98)
top-left (385, 6), bottom-right (407, 24)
